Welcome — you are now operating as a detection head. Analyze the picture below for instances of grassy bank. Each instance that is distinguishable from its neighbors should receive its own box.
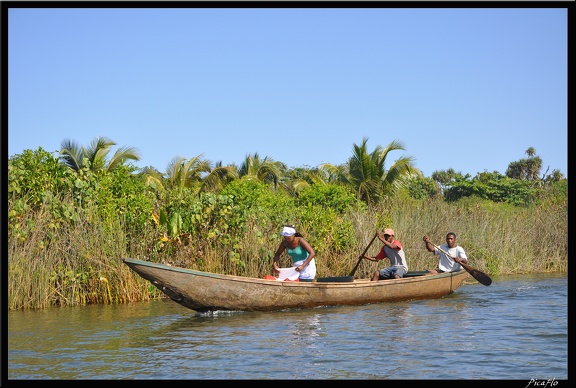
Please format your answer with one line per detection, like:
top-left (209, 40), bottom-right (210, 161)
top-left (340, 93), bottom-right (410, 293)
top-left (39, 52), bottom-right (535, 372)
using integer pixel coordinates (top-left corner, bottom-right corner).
top-left (8, 196), bottom-right (567, 310)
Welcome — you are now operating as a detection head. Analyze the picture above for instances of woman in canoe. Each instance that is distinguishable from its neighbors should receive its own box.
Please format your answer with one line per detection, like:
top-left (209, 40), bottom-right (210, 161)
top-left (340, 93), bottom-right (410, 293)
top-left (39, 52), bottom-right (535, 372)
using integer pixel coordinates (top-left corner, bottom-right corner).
top-left (272, 225), bottom-right (317, 282)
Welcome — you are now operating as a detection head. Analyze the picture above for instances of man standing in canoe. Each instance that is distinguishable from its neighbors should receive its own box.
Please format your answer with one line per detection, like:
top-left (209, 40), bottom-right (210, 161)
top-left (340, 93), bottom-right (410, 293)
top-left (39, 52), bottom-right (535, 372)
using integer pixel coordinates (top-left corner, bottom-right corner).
top-left (362, 228), bottom-right (408, 281)
top-left (273, 225), bottom-right (317, 282)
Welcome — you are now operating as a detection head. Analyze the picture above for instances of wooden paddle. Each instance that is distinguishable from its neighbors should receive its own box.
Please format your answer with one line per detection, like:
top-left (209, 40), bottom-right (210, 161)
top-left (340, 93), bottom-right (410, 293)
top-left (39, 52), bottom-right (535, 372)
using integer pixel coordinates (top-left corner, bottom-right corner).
top-left (429, 241), bottom-right (492, 286)
top-left (349, 232), bottom-right (379, 277)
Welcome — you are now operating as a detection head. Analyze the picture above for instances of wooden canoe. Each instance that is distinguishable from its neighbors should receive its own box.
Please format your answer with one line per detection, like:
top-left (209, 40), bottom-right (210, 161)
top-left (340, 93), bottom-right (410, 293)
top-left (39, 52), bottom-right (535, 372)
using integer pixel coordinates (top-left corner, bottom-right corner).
top-left (122, 257), bottom-right (469, 313)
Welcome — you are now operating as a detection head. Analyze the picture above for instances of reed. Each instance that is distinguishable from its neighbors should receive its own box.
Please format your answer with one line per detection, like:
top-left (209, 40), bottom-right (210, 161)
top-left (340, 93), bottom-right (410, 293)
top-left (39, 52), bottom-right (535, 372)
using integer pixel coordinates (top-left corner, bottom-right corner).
top-left (8, 196), bottom-right (567, 310)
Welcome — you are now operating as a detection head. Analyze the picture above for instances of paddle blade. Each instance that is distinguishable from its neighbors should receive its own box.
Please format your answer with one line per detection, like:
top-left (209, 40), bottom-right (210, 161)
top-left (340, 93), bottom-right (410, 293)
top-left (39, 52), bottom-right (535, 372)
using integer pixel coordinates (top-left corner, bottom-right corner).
top-left (469, 269), bottom-right (492, 286)
top-left (461, 262), bottom-right (492, 286)
top-left (429, 241), bottom-right (492, 286)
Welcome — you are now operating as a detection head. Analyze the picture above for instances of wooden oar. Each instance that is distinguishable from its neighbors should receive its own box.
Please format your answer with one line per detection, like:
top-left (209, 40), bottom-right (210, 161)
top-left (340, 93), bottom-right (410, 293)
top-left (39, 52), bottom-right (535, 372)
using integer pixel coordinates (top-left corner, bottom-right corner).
top-left (349, 232), bottom-right (379, 277)
top-left (429, 242), bottom-right (492, 286)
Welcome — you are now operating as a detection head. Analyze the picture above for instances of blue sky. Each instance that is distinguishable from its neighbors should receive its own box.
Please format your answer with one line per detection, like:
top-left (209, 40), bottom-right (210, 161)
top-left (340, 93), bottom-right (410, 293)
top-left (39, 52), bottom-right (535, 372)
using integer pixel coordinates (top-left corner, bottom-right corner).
top-left (7, 5), bottom-right (568, 178)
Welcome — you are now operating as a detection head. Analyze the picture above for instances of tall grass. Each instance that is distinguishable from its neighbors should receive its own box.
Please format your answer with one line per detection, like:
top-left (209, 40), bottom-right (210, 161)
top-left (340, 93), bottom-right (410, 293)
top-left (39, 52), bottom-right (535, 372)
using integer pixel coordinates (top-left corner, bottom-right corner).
top-left (387, 197), bottom-right (567, 275)
top-left (8, 196), bottom-right (567, 310)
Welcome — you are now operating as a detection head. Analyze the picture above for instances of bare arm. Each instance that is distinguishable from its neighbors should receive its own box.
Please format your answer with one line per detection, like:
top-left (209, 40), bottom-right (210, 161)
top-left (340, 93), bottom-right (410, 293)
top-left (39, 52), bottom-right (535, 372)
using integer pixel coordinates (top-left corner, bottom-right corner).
top-left (422, 235), bottom-right (436, 253)
top-left (272, 242), bottom-right (286, 272)
top-left (441, 246), bottom-right (468, 265)
top-left (363, 232), bottom-right (385, 261)
top-left (383, 238), bottom-right (399, 250)
top-left (426, 238), bottom-right (469, 265)
top-left (453, 249), bottom-right (468, 264)
top-left (363, 242), bottom-right (385, 262)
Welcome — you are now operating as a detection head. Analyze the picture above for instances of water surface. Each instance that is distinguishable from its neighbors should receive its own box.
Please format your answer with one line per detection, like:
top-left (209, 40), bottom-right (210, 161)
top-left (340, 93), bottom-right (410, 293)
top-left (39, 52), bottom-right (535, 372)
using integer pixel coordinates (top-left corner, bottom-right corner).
top-left (8, 273), bottom-right (567, 380)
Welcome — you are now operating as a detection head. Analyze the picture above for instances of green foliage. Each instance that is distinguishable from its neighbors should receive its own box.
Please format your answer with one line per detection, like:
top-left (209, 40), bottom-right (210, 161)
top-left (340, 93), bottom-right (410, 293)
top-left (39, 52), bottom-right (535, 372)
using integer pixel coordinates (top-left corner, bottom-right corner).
top-left (444, 171), bottom-right (539, 206)
top-left (373, 208), bottom-right (395, 232)
top-left (320, 137), bottom-right (421, 206)
top-left (95, 166), bottom-right (156, 231)
top-left (179, 192), bottom-right (236, 239)
top-left (8, 148), bottom-right (80, 238)
top-left (7, 141), bottom-right (567, 310)
top-left (407, 176), bottom-right (441, 200)
top-left (152, 180), bottom-right (297, 269)
top-left (59, 136), bottom-right (141, 172)
top-left (8, 147), bottom-right (75, 210)
top-left (219, 179), bottom-right (296, 273)
top-left (220, 179), bottom-right (295, 229)
top-left (464, 245), bottom-right (499, 275)
top-left (8, 147), bottom-right (155, 256)
top-left (295, 184), bottom-right (362, 213)
top-left (68, 165), bottom-right (156, 242)
top-left (431, 168), bottom-right (464, 188)
top-left (539, 179), bottom-right (568, 205)
top-left (505, 147), bottom-right (542, 181)
top-left (298, 205), bottom-right (356, 255)
top-left (237, 153), bottom-right (287, 188)
top-left (153, 188), bottom-right (234, 259)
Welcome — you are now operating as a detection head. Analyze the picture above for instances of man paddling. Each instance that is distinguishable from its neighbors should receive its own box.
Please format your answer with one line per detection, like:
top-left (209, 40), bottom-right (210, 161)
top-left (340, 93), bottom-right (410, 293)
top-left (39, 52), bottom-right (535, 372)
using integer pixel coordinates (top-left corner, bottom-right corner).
top-left (423, 232), bottom-right (468, 274)
top-left (362, 228), bottom-right (408, 281)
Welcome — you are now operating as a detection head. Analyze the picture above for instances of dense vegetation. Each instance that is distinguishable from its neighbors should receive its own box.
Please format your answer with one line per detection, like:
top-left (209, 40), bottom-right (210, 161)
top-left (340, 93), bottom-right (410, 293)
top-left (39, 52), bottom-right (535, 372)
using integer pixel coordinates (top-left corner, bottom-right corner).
top-left (7, 138), bottom-right (567, 310)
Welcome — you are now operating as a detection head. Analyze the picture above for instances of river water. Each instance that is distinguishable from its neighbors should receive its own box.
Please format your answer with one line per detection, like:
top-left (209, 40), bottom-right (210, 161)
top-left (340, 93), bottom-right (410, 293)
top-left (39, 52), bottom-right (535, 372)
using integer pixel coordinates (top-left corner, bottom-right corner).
top-left (7, 273), bottom-right (567, 381)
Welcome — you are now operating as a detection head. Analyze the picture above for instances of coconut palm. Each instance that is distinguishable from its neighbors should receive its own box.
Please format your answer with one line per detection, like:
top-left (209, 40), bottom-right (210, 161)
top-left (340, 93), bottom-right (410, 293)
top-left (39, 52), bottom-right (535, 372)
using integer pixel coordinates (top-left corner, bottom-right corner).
top-left (279, 166), bottom-right (335, 197)
top-left (165, 154), bottom-right (211, 191)
top-left (237, 152), bottom-right (287, 189)
top-left (320, 137), bottom-right (421, 206)
top-left (137, 166), bottom-right (166, 192)
top-left (199, 161), bottom-right (239, 193)
top-left (59, 136), bottom-right (140, 172)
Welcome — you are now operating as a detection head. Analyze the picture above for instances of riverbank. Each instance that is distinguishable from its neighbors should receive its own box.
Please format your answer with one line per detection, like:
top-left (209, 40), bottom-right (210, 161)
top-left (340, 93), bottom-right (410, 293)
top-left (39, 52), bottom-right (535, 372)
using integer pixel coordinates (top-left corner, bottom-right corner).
top-left (8, 194), bottom-right (567, 311)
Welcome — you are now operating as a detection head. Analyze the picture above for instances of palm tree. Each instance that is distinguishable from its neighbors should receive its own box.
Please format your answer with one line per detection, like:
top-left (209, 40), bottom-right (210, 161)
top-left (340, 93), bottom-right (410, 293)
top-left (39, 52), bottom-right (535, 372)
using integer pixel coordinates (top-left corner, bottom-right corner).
top-left (506, 147), bottom-right (543, 181)
top-left (237, 152), bottom-right (287, 189)
top-left (165, 154), bottom-right (211, 191)
top-left (139, 157), bottom-right (238, 196)
top-left (137, 166), bottom-right (166, 192)
top-left (431, 168), bottom-right (463, 194)
top-left (320, 137), bottom-right (421, 206)
top-left (59, 136), bottom-right (140, 172)
top-left (199, 161), bottom-right (238, 193)
top-left (106, 145), bottom-right (141, 171)
top-left (279, 166), bottom-right (331, 196)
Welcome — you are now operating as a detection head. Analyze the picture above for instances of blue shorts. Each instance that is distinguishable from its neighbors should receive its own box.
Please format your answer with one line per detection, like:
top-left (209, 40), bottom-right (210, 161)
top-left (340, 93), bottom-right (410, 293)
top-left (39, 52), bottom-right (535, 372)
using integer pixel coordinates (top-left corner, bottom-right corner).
top-left (378, 266), bottom-right (406, 279)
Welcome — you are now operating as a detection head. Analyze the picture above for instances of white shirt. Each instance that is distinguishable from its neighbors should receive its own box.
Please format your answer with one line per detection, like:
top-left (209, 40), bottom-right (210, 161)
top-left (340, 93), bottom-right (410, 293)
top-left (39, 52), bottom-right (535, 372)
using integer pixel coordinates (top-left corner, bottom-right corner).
top-left (435, 244), bottom-right (467, 272)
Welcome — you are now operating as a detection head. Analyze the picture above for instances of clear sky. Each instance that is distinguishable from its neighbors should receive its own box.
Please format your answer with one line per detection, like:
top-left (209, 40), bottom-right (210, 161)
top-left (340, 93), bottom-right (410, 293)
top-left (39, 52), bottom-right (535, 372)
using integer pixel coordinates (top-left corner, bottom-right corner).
top-left (7, 5), bottom-right (568, 178)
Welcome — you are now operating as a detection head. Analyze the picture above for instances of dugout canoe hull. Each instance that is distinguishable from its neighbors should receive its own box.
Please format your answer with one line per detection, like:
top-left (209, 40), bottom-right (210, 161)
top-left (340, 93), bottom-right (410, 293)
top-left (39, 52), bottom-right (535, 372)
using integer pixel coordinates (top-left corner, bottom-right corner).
top-left (122, 257), bottom-right (469, 313)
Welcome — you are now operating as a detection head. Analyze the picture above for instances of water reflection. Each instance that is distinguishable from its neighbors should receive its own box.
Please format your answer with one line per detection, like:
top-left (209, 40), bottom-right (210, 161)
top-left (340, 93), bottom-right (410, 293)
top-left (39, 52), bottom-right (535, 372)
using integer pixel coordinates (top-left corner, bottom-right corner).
top-left (8, 273), bottom-right (567, 380)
